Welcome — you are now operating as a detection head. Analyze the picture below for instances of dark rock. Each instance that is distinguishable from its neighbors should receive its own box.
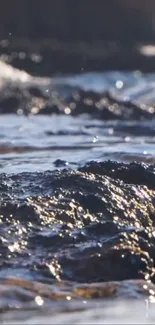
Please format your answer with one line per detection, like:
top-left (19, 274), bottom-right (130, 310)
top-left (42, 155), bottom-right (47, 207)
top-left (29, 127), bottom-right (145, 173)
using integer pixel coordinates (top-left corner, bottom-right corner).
top-left (53, 159), bottom-right (68, 168)
top-left (39, 103), bottom-right (60, 115)
top-left (0, 85), bottom-right (30, 114)
top-left (0, 85), bottom-right (155, 120)
top-left (79, 160), bottom-right (155, 189)
top-left (0, 161), bottom-right (155, 283)
top-left (0, 95), bottom-right (20, 113)
top-left (28, 86), bottom-right (48, 99)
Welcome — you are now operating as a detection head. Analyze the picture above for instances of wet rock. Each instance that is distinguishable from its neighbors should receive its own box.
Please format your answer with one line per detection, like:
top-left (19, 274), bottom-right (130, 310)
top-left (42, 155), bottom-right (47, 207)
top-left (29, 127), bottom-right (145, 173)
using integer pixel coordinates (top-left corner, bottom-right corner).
top-left (28, 86), bottom-right (48, 99)
top-left (66, 91), bottom-right (154, 120)
top-left (0, 84), bottom-right (47, 115)
top-left (38, 103), bottom-right (60, 115)
top-left (0, 84), bottom-right (154, 119)
top-left (62, 244), bottom-right (153, 283)
top-left (0, 85), bottom-right (30, 114)
top-left (53, 159), bottom-right (68, 168)
top-left (0, 161), bottom-right (154, 284)
top-left (0, 96), bottom-right (20, 113)
top-left (79, 160), bottom-right (155, 189)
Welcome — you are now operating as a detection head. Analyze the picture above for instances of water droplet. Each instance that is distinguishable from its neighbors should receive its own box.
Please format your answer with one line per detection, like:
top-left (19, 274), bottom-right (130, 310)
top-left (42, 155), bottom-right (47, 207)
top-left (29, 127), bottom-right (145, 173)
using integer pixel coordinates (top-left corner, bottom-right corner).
top-left (125, 136), bottom-right (130, 142)
top-left (149, 296), bottom-right (155, 303)
top-left (66, 296), bottom-right (71, 301)
top-left (31, 53), bottom-right (42, 63)
top-left (17, 109), bottom-right (23, 115)
top-left (148, 107), bottom-right (154, 113)
top-left (92, 136), bottom-right (98, 143)
top-left (115, 80), bottom-right (123, 89)
top-left (64, 107), bottom-right (71, 115)
top-left (35, 296), bottom-right (44, 306)
top-left (19, 52), bottom-right (26, 59)
top-left (108, 128), bottom-right (114, 135)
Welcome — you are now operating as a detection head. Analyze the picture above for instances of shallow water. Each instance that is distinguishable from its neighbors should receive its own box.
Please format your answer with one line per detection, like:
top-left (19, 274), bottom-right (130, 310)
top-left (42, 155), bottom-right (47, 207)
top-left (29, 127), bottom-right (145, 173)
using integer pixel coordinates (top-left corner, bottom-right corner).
top-left (0, 114), bottom-right (155, 174)
top-left (0, 64), bottom-right (155, 173)
top-left (0, 61), bottom-right (155, 323)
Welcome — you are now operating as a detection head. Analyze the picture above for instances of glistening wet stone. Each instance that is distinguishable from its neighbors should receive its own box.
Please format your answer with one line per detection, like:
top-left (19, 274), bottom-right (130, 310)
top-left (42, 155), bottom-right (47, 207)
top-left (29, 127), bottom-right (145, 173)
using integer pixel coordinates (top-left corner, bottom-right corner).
top-left (0, 85), bottom-right (155, 120)
top-left (0, 161), bottom-right (154, 284)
